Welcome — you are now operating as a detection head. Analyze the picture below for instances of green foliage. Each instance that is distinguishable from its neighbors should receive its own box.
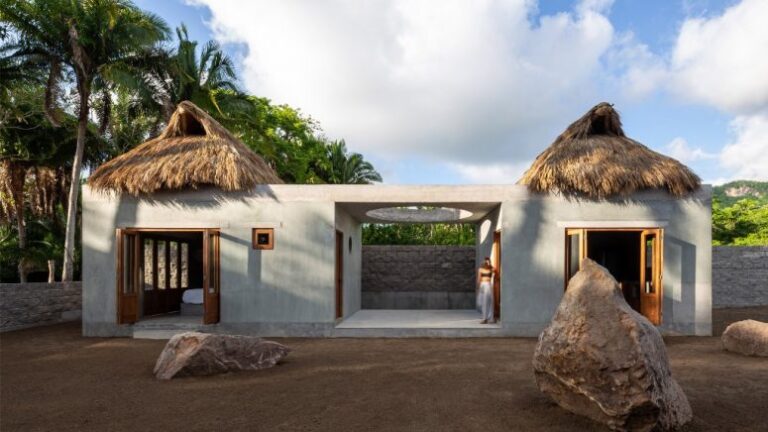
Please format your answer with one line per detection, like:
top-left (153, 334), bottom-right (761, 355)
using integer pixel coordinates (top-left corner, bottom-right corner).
top-left (1, 84), bottom-right (106, 167)
top-left (140, 25), bottom-right (247, 120)
top-left (0, 1), bottom-right (383, 281)
top-left (321, 140), bottom-right (382, 184)
top-left (712, 180), bottom-right (768, 207)
top-left (0, 211), bottom-right (75, 283)
top-left (363, 224), bottom-right (475, 246)
top-left (224, 95), bottom-right (327, 183)
top-left (712, 198), bottom-right (768, 246)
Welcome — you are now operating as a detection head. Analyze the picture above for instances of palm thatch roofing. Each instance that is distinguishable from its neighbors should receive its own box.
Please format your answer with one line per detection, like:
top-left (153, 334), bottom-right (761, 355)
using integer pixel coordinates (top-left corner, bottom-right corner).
top-left (88, 101), bottom-right (282, 195)
top-left (518, 102), bottom-right (700, 198)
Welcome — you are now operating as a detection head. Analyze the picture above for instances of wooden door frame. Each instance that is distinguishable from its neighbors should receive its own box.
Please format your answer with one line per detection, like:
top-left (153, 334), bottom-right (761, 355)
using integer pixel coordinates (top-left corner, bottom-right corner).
top-left (203, 229), bottom-right (221, 324)
top-left (335, 230), bottom-right (344, 320)
top-left (116, 228), bottom-right (140, 324)
top-left (116, 228), bottom-right (218, 324)
top-left (564, 228), bottom-right (587, 291)
top-left (563, 227), bottom-right (664, 324)
top-left (639, 228), bottom-right (663, 325)
top-left (492, 230), bottom-right (502, 320)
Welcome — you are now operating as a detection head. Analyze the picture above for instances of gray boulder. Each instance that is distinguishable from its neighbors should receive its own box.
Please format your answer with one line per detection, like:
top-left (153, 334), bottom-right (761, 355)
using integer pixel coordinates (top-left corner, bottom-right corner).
top-left (154, 332), bottom-right (290, 380)
top-left (533, 259), bottom-right (692, 431)
top-left (722, 320), bottom-right (768, 357)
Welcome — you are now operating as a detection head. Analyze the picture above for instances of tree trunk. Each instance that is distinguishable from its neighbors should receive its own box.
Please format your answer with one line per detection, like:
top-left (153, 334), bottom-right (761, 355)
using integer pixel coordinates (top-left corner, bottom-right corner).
top-left (62, 88), bottom-right (89, 282)
top-left (2, 161), bottom-right (28, 282)
top-left (48, 260), bottom-right (56, 283)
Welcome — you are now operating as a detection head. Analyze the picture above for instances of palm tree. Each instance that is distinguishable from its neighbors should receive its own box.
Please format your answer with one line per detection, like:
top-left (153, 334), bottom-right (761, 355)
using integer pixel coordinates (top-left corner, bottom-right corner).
top-left (144, 25), bottom-right (245, 121)
top-left (324, 140), bottom-right (382, 184)
top-left (0, 0), bottom-right (169, 280)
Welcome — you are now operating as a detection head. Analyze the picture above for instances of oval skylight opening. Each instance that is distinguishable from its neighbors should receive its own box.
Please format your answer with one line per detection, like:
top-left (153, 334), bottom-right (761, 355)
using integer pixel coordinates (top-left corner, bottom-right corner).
top-left (365, 206), bottom-right (473, 223)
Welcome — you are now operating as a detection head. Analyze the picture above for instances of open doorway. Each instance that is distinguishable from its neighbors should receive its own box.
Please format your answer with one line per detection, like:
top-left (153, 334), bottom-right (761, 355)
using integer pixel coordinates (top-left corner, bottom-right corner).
top-left (116, 229), bottom-right (220, 325)
top-left (338, 221), bottom-right (500, 329)
top-left (565, 228), bottom-right (662, 324)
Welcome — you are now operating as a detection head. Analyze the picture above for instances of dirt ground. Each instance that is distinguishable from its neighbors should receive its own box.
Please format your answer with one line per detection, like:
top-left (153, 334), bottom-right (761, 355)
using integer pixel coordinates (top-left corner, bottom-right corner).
top-left (1, 313), bottom-right (767, 432)
top-left (712, 305), bottom-right (768, 336)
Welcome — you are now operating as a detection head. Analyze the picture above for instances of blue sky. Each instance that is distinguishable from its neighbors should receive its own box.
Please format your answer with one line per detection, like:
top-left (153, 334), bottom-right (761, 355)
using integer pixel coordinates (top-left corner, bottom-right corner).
top-left (135, 0), bottom-right (766, 185)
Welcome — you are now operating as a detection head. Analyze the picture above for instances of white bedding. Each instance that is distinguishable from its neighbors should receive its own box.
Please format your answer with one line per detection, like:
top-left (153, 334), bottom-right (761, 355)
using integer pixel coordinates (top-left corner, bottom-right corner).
top-left (182, 288), bottom-right (204, 305)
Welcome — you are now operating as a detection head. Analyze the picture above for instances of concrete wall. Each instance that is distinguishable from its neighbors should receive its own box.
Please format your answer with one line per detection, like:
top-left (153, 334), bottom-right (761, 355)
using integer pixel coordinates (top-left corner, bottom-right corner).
top-left (713, 246), bottom-right (768, 307)
top-left (335, 206), bottom-right (362, 318)
top-left (0, 282), bottom-right (81, 332)
top-left (476, 205), bottom-right (502, 271)
top-left (498, 187), bottom-right (712, 336)
top-left (82, 187), bottom-right (338, 336)
top-left (361, 245), bottom-right (475, 309)
top-left (82, 184), bottom-right (712, 337)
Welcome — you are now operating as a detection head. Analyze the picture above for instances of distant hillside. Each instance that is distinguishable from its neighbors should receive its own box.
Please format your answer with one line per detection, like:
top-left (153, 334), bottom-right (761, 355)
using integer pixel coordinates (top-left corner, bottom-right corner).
top-left (713, 180), bottom-right (768, 206)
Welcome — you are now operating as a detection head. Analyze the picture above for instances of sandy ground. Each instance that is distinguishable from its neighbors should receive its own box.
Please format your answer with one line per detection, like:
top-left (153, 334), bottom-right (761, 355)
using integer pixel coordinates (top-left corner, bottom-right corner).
top-left (1, 312), bottom-right (767, 432)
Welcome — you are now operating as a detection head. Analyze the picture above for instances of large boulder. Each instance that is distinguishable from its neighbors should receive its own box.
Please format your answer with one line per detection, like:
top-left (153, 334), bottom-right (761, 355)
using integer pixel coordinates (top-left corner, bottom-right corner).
top-left (154, 332), bottom-right (290, 380)
top-left (722, 320), bottom-right (768, 357)
top-left (533, 259), bottom-right (692, 431)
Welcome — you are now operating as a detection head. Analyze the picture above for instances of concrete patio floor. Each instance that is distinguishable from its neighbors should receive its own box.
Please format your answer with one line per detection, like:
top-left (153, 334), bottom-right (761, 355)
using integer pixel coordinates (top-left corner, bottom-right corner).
top-left (336, 309), bottom-right (500, 329)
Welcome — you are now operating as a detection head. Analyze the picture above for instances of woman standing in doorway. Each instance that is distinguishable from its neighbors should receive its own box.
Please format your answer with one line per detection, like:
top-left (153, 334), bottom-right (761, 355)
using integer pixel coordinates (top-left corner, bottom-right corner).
top-left (477, 257), bottom-right (495, 324)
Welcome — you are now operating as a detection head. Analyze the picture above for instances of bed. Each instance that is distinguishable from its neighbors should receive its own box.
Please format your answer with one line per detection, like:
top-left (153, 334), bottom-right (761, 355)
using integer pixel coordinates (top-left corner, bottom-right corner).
top-left (180, 288), bottom-right (204, 316)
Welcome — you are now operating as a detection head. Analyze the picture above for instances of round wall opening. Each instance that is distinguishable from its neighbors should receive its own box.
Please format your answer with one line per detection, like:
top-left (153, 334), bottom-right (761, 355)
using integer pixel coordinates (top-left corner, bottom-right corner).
top-left (365, 206), bottom-right (473, 223)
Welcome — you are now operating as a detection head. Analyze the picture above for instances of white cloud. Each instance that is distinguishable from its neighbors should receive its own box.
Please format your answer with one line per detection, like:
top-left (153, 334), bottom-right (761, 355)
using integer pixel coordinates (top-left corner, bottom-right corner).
top-left (190, 0), bottom-right (768, 183)
top-left (720, 114), bottom-right (768, 180)
top-left (450, 161), bottom-right (532, 184)
top-left (669, 0), bottom-right (768, 114)
top-left (665, 137), bottom-right (717, 163)
top-left (620, 0), bottom-right (768, 182)
top-left (192, 0), bottom-right (615, 167)
top-left (607, 32), bottom-right (668, 100)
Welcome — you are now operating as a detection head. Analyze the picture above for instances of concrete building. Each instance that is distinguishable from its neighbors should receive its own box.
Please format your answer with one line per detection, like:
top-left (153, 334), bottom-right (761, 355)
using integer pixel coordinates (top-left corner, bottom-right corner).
top-left (82, 102), bottom-right (712, 338)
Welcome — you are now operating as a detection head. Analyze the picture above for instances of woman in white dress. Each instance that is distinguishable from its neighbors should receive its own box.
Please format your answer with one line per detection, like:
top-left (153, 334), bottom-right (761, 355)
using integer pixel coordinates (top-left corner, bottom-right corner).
top-left (477, 257), bottom-right (495, 324)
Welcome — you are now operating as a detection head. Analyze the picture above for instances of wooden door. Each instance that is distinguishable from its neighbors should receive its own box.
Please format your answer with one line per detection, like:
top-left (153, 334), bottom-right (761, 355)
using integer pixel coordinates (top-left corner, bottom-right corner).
top-left (492, 230), bottom-right (501, 320)
top-left (335, 230), bottom-right (344, 319)
top-left (203, 229), bottom-right (220, 324)
top-left (564, 228), bottom-right (586, 290)
top-left (116, 229), bottom-right (140, 324)
top-left (640, 229), bottom-right (663, 325)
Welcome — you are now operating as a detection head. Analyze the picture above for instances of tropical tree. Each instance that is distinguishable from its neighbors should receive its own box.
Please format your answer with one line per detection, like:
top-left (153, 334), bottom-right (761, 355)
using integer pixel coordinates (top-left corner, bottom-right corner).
top-left (712, 198), bottom-right (768, 246)
top-left (1, 84), bottom-right (103, 281)
top-left (144, 24), bottom-right (246, 121)
top-left (322, 140), bottom-right (382, 184)
top-left (0, 0), bottom-right (169, 280)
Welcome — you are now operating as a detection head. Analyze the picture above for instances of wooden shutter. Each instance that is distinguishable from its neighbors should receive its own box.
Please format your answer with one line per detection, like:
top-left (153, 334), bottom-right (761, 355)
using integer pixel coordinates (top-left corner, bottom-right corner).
top-left (564, 228), bottom-right (586, 290)
top-left (116, 229), bottom-right (139, 324)
top-left (492, 230), bottom-right (502, 319)
top-left (203, 229), bottom-right (220, 324)
top-left (640, 229), bottom-right (663, 325)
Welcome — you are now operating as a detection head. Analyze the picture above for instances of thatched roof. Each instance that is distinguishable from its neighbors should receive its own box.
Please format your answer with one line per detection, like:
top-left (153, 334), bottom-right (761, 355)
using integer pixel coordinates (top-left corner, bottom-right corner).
top-left (518, 102), bottom-right (700, 198)
top-left (88, 101), bottom-right (282, 195)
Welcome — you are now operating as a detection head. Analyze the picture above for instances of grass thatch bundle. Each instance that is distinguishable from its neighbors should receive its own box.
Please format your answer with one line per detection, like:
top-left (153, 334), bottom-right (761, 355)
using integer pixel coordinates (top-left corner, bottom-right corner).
top-left (88, 101), bottom-right (282, 195)
top-left (518, 102), bottom-right (701, 198)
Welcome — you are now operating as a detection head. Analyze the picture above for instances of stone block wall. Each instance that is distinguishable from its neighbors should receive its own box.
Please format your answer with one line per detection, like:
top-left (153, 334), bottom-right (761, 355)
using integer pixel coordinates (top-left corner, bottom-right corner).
top-left (0, 282), bottom-right (82, 332)
top-left (713, 246), bottom-right (768, 308)
top-left (362, 245), bottom-right (476, 309)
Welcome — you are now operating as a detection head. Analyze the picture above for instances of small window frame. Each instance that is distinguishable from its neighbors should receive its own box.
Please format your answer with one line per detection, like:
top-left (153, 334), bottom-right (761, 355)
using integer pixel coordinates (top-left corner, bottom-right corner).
top-left (252, 228), bottom-right (274, 250)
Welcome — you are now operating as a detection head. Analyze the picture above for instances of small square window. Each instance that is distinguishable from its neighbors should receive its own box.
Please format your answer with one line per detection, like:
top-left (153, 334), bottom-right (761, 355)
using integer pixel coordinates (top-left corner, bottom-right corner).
top-left (252, 228), bottom-right (274, 250)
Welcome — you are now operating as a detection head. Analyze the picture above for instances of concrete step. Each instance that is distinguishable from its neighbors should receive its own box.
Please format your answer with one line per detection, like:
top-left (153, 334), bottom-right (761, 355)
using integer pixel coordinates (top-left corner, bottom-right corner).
top-left (132, 328), bottom-right (192, 340)
top-left (330, 326), bottom-right (506, 338)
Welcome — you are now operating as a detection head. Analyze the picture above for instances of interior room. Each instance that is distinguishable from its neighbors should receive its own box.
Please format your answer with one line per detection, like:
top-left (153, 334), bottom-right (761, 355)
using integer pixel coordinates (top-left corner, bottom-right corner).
top-left (137, 231), bottom-right (204, 321)
top-left (586, 231), bottom-right (642, 312)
